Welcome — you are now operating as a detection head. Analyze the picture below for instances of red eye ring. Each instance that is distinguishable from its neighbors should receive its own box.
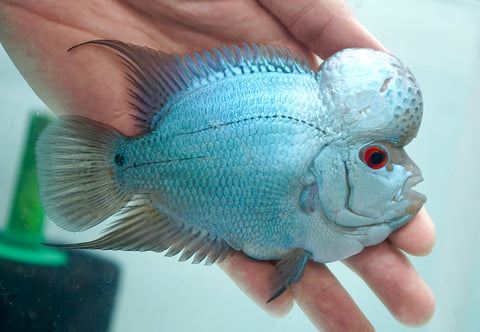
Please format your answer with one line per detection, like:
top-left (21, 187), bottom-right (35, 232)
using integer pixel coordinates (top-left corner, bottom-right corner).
top-left (362, 145), bottom-right (388, 169)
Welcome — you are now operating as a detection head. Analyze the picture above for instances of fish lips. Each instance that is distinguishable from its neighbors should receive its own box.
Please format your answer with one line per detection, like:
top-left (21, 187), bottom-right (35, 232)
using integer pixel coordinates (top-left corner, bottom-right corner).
top-left (398, 175), bottom-right (427, 205)
top-left (387, 175), bottom-right (426, 230)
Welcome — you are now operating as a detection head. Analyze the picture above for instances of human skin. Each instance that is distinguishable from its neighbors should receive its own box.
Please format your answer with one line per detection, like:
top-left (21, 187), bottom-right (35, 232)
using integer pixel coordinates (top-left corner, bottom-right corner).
top-left (0, 1), bottom-right (436, 331)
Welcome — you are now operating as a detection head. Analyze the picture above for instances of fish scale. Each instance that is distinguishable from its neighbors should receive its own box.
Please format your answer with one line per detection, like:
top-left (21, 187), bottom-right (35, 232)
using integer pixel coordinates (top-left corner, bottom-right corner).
top-left (119, 117), bottom-right (321, 254)
top-left (36, 40), bottom-right (426, 302)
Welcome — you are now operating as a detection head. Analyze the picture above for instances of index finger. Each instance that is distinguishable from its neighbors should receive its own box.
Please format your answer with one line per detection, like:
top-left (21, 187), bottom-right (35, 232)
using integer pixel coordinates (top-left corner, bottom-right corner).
top-left (389, 207), bottom-right (436, 256)
top-left (259, 0), bottom-right (386, 58)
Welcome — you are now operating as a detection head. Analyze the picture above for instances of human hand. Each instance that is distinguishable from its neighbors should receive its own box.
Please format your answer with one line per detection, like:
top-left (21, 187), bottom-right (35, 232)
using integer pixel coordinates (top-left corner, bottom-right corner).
top-left (0, 0), bottom-right (435, 330)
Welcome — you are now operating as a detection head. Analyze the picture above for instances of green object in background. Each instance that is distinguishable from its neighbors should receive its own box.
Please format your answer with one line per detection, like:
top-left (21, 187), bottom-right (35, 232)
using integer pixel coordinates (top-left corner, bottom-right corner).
top-left (0, 112), bottom-right (120, 331)
top-left (0, 112), bottom-right (67, 266)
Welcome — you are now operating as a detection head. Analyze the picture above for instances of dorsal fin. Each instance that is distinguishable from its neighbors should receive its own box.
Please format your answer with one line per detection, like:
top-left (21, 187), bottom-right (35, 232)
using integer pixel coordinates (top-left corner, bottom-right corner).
top-left (69, 40), bottom-right (313, 131)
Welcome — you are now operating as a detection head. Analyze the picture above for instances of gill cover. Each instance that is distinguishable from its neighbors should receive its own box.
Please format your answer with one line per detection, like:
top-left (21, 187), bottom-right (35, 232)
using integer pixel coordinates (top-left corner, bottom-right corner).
top-left (312, 142), bottom-right (424, 234)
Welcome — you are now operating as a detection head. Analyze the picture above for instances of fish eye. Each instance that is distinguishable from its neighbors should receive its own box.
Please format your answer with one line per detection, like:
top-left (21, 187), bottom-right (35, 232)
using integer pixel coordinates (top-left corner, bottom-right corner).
top-left (360, 144), bottom-right (388, 169)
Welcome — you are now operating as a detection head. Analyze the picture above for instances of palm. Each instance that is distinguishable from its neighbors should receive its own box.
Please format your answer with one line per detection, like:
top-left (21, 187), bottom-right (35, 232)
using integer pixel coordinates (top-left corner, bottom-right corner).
top-left (0, 1), bottom-right (435, 330)
top-left (1, 1), bottom-right (306, 134)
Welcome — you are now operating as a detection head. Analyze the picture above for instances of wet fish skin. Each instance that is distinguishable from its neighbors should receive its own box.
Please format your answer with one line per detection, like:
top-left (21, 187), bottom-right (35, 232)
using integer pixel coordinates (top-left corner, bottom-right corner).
top-left (36, 40), bottom-right (425, 301)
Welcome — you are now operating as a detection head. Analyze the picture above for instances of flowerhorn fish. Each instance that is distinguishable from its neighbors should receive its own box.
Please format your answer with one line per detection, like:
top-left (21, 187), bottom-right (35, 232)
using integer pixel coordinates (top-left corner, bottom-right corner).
top-left (36, 40), bottom-right (426, 302)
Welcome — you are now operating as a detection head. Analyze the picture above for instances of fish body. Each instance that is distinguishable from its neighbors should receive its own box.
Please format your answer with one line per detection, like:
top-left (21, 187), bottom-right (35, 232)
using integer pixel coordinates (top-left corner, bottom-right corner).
top-left (36, 41), bottom-right (425, 301)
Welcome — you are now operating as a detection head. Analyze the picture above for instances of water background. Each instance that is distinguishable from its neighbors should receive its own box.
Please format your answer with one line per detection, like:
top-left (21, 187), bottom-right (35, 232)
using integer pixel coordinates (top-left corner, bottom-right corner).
top-left (1, 0), bottom-right (479, 331)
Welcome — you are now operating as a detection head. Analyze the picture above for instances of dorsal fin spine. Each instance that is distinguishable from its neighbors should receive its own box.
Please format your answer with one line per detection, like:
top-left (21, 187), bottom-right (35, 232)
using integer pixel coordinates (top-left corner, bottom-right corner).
top-left (211, 49), bottom-right (228, 75)
top-left (196, 55), bottom-right (214, 84)
top-left (172, 54), bottom-right (191, 85)
top-left (183, 54), bottom-right (202, 82)
top-left (223, 52), bottom-right (239, 77)
top-left (231, 45), bottom-right (244, 68)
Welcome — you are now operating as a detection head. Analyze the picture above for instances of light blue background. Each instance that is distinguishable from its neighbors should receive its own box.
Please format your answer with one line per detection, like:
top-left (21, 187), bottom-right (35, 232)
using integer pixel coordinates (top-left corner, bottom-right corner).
top-left (1, 0), bottom-right (479, 331)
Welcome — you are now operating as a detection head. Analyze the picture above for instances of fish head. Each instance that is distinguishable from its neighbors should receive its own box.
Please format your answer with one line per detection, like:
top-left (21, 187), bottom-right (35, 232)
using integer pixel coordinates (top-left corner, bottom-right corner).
top-left (307, 48), bottom-right (425, 247)
top-left (310, 141), bottom-right (426, 248)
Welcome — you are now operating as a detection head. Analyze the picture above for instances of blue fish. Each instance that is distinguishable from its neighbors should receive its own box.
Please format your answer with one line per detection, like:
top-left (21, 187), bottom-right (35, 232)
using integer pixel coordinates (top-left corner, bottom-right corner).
top-left (36, 40), bottom-right (426, 302)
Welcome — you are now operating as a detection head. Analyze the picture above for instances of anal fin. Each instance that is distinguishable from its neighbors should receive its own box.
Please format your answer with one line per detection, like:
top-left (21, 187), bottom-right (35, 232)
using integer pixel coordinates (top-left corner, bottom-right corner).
top-left (48, 196), bottom-right (233, 265)
top-left (268, 248), bottom-right (312, 303)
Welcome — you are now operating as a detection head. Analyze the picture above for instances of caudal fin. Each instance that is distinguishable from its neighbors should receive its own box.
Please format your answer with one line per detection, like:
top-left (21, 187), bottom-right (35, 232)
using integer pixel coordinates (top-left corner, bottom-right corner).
top-left (36, 116), bottom-right (131, 231)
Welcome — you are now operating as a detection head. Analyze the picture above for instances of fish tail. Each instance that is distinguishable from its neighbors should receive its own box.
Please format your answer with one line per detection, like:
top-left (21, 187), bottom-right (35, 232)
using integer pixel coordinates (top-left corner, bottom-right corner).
top-left (36, 115), bottom-right (131, 232)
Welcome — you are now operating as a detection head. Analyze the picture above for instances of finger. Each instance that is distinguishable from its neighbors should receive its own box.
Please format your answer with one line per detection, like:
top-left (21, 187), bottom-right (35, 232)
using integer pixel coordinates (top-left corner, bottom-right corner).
top-left (259, 0), bottom-right (385, 58)
top-left (217, 251), bottom-right (294, 317)
top-left (344, 242), bottom-right (435, 327)
top-left (291, 262), bottom-right (374, 332)
top-left (389, 207), bottom-right (436, 256)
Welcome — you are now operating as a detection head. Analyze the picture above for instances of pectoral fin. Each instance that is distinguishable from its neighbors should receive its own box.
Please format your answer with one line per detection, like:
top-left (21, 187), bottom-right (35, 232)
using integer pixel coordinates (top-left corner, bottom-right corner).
top-left (268, 248), bottom-right (312, 303)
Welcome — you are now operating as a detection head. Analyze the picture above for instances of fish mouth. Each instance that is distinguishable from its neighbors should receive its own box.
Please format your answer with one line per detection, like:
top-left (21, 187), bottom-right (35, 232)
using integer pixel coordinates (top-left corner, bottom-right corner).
top-left (332, 175), bottom-right (426, 235)
top-left (398, 175), bottom-right (426, 204)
